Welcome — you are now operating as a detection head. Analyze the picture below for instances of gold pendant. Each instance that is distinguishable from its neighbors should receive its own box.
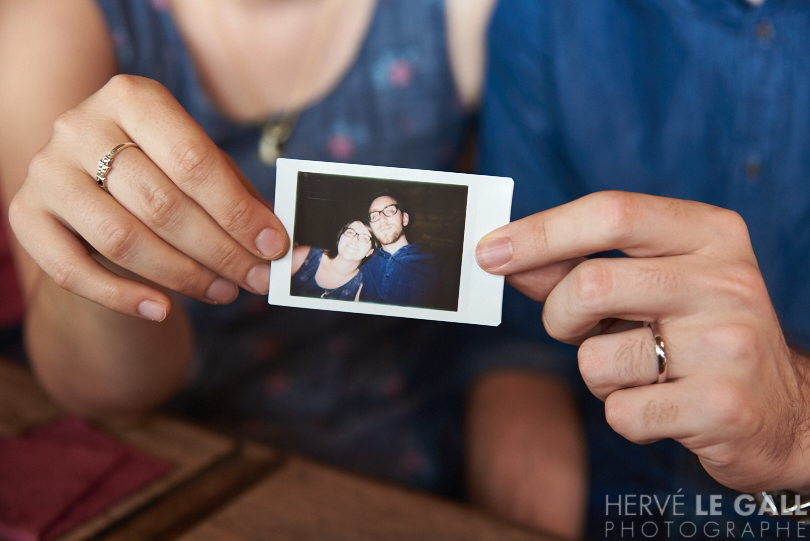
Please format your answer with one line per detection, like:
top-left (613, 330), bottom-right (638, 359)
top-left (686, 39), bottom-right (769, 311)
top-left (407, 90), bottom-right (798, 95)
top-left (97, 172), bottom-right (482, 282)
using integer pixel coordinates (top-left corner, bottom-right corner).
top-left (258, 120), bottom-right (292, 166)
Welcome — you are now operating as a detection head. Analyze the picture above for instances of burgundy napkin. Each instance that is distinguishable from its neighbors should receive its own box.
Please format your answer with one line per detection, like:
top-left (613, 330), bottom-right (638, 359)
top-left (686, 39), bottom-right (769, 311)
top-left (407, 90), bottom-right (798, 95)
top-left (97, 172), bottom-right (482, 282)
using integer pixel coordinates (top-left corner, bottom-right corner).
top-left (0, 438), bottom-right (121, 541)
top-left (0, 417), bottom-right (174, 541)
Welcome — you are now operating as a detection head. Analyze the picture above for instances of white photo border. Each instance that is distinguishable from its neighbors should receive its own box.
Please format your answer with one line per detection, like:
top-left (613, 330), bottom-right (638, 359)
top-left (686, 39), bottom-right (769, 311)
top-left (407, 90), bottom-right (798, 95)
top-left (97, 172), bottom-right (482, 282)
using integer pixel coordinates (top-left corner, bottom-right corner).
top-left (269, 158), bottom-right (513, 326)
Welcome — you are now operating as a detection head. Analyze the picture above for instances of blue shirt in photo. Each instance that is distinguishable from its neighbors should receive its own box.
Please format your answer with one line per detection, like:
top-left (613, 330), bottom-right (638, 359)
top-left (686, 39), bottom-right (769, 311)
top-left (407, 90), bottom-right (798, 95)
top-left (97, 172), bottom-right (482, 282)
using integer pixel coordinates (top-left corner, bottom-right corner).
top-left (360, 243), bottom-right (443, 309)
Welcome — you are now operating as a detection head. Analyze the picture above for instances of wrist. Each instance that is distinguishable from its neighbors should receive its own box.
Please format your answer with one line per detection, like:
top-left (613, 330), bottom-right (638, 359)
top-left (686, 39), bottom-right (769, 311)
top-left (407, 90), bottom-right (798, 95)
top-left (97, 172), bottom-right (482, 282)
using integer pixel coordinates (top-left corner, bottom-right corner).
top-left (757, 349), bottom-right (810, 497)
top-left (754, 491), bottom-right (810, 522)
top-left (788, 349), bottom-right (810, 493)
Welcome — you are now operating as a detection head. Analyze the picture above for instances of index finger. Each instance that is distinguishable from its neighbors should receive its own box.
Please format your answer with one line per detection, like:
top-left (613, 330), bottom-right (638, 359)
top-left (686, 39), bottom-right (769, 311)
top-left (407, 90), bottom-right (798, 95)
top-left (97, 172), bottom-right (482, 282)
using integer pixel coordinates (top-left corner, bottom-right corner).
top-left (103, 75), bottom-right (289, 260)
top-left (475, 191), bottom-right (738, 275)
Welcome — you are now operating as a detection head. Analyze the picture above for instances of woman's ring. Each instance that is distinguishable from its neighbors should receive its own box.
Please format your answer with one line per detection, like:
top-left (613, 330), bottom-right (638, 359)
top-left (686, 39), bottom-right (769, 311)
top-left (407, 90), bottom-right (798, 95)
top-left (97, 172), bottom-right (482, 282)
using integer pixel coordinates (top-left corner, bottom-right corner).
top-left (96, 142), bottom-right (139, 191)
top-left (654, 334), bottom-right (667, 383)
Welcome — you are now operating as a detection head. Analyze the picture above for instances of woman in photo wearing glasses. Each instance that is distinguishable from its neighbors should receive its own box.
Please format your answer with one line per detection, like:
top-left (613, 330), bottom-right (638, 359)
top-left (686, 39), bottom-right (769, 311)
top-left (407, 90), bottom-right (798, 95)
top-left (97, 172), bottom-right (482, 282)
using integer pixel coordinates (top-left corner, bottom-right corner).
top-left (290, 220), bottom-right (379, 301)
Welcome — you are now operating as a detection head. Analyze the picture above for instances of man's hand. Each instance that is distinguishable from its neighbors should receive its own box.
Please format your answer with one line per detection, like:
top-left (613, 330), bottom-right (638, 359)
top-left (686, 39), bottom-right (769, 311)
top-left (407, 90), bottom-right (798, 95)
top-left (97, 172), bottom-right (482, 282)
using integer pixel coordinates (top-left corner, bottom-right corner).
top-left (476, 191), bottom-right (810, 493)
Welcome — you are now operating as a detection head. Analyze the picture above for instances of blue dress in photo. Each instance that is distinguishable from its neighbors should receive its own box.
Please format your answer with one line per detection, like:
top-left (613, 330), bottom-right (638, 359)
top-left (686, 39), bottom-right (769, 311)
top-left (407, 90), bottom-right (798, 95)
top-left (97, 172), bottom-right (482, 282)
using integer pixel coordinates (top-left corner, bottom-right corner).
top-left (291, 248), bottom-right (363, 301)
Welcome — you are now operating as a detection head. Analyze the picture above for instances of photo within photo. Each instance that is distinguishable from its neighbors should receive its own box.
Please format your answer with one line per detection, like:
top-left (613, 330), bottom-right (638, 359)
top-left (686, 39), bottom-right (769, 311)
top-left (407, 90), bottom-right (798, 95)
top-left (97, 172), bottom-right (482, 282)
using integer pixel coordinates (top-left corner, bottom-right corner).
top-left (290, 171), bottom-right (468, 312)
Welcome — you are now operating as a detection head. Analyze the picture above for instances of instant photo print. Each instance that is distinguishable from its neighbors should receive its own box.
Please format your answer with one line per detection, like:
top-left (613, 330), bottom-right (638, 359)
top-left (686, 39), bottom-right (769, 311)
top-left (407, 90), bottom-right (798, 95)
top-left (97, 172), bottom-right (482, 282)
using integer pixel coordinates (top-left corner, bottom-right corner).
top-left (269, 159), bottom-right (513, 326)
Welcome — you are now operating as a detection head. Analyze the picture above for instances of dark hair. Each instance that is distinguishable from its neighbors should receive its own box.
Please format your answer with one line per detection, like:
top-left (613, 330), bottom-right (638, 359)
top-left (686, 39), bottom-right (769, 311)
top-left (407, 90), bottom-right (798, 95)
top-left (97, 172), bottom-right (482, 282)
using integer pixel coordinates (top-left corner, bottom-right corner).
top-left (368, 189), bottom-right (409, 216)
top-left (326, 219), bottom-right (379, 265)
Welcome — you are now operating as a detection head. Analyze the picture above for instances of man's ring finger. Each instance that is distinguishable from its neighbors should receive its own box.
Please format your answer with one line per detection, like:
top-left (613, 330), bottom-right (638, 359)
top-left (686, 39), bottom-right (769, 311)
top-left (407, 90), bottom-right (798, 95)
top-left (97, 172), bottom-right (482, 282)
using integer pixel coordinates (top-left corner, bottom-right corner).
top-left (654, 334), bottom-right (667, 383)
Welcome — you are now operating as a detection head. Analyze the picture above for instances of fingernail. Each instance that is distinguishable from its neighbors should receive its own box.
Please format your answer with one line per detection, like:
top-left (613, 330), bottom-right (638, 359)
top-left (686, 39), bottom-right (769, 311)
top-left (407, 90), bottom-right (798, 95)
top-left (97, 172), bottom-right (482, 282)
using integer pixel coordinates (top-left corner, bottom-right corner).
top-left (205, 277), bottom-right (239, 304)
top-left (138, 300), bottom-right (166, 322)
top-left (245, 263), bottom-right (271, 295)
top-left (255, 228), bottom-right (283, 258)
top-left (475, 237), bottom-right (513, 270)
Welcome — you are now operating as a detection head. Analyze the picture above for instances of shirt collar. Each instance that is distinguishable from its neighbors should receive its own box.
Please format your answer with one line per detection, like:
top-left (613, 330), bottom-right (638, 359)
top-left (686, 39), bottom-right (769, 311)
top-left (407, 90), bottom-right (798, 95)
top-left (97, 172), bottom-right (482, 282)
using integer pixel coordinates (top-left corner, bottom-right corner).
top-left (670, 0), bottom-right (758, 25)
top-left (377, 243), bottom-right (420, 259)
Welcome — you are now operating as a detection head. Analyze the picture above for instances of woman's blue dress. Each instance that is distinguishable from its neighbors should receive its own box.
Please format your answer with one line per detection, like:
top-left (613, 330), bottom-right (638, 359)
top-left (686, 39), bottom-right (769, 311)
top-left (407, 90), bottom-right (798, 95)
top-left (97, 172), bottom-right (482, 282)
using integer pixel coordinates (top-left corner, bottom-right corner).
top-left (291, 248), bottom-right (363, 301)
top-left (96, 0), bottom-right (504, 498)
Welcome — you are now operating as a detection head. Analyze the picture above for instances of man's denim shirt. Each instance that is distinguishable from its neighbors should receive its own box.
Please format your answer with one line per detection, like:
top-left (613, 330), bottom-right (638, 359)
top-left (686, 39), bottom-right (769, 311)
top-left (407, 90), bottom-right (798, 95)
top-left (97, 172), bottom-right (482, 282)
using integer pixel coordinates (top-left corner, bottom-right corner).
top-left (360, 243), bottom-right (441, 309)
top-left (482, 0), bottom-right (810, 353)
top-left (480, 1), bottom-right (810, 538)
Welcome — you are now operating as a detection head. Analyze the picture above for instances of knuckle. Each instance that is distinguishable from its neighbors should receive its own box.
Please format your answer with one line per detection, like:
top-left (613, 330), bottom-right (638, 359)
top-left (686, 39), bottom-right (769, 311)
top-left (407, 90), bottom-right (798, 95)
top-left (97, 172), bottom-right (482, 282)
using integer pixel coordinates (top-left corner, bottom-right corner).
top-left (614, 337), bottom-right (653, 384)
top-left (104, 74), bottom-right (156, 99)
top-left (578, 339), bottom-right (608, 387)
top-left (707, 324), bottom-right (760, 367)
top-left (540, 307), bottom-right (562, 340)
top-left (592, 191), bottom-right (641, 244)
top-left (7, 195), bottom-right (26, 232)
top-left (705, 206), bottom-right (758, 255)
top-left (140, 184), bottom-right (186, 231)
top-left (102, 74), bottom-right (142, 103)
top-left (636, 263), bottom-right (679, 295)
top-left (540, 302), bottom-right (572, 343)
top-left (716, 208), bottom-right (751, 244)
top-left (166, 261), bottom-right (204, 295)
top-left (26, 150), bottom-right (52, 180)
top-left (169, 138), bottom-right (217, 187)
top-left (604, 394), bottom-right (634, 435)
top-left (98, 279), bottom-right (125, 309)
top-left (50, 256), bottom-right (82, 291)
top-left (96, 218), bottom-right (141, 263)
top-left (579, 335), bottom-right (653, 393)
top-left (27, 146), bottom-right (65, 185)
top-left (104, 75), bottom-right (175, 115)
top-left (570, 259), bottom-right (614, 313)
top-left (218, 196), bottom-right (255, 236)
top-left (719, 263), bottom-right (769, 306)
top-left (525, 217), bottom-right (550, 256)
top-left (207, 240), bottom-right (246, 275)
top-left (707, 382), bottom-right (752, 430)
top-left (51, 109), bottom-right (86, 142)
top-left (7, 194), bottom-right (39, 247)
top-left (640, 398), bottom-right (679, 431)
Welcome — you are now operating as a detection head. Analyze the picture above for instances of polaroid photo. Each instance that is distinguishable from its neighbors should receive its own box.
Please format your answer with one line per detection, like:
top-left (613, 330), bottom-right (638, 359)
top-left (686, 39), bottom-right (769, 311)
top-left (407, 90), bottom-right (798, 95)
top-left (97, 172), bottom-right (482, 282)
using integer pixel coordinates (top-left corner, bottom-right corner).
top-left (268, 159), bottom-right (513, 326)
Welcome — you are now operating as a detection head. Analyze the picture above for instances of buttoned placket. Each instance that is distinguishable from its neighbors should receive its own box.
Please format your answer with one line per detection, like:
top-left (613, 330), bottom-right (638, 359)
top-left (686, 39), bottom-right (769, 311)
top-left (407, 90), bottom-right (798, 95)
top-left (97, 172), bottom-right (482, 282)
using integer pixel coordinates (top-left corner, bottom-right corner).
top-left (728, 3), bottom-right (789, 226)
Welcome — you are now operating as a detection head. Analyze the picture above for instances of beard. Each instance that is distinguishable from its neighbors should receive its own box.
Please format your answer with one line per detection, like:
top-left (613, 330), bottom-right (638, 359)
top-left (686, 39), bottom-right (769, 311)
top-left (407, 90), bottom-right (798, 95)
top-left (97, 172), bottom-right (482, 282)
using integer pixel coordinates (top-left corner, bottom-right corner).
top-left (373, 222), bottom-right (403, 246)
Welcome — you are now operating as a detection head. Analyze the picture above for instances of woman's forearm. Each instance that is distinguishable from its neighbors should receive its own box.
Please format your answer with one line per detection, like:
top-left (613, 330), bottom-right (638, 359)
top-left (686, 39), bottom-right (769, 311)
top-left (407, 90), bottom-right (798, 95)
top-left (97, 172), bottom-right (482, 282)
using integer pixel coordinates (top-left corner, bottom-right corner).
top-left (25, 271), bottom-right (194, 418)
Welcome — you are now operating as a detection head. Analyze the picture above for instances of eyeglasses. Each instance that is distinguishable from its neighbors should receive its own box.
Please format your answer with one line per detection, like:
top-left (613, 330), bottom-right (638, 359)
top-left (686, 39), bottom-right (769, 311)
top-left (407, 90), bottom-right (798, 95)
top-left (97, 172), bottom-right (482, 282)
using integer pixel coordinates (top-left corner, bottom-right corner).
top-left (341, 227), bottom-right (372, 243)
top-left (368, 204), bottom-right (399, 223)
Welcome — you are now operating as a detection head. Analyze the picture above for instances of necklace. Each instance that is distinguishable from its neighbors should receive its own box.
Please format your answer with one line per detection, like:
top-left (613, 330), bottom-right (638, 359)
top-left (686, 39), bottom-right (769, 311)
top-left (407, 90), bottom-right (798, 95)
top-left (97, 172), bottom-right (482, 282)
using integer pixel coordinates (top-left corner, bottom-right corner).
top-left (320, 287), bottom-right (337, 299)
top-left (258, 119), bottom-right (296, 165)
top-left (205, 0), bottom-right (347, 166)
top-left (257, 0), bottom-right (347, 165)
top-left (316, 256), bottom-right (358, 298)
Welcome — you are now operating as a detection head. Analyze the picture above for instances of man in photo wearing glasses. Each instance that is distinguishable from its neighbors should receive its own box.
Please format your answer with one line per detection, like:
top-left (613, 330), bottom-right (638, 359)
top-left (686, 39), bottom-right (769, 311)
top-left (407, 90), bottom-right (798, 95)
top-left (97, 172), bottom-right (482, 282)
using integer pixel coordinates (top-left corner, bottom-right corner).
top-left (360, 192), bottom-right (443, 309)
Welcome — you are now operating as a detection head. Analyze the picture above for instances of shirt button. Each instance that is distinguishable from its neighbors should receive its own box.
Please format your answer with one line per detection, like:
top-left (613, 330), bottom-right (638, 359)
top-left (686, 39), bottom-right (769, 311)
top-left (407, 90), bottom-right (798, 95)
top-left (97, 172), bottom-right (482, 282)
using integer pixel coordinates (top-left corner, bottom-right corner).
top-left (755, 20), bottom-right (775, 43)
top-left (744, 158), bottom-right (763, 181)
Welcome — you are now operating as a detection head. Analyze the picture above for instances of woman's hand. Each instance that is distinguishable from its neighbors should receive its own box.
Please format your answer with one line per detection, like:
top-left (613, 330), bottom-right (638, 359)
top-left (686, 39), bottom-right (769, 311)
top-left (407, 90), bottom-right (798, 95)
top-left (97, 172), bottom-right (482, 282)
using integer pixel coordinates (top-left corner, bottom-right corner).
top-left (9, 75), bottom-right (289, 321)
top-left (476, 191), bottom-right (810, 494)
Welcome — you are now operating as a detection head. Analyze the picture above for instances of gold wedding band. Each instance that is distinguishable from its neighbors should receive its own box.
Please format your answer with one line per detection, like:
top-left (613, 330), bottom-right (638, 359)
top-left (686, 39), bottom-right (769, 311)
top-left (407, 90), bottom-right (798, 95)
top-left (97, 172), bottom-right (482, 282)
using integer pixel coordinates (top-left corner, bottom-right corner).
top-left (654, 334), bottom-right (667, 383)
top-left (96, 142), bottom-right (139, 191)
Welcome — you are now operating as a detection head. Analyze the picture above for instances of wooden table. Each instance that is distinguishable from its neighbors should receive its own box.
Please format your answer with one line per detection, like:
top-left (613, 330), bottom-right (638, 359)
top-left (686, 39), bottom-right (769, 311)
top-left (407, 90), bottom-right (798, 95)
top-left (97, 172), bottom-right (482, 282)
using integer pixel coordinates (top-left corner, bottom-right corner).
top-left (0, 359), bottom-right (562, 541)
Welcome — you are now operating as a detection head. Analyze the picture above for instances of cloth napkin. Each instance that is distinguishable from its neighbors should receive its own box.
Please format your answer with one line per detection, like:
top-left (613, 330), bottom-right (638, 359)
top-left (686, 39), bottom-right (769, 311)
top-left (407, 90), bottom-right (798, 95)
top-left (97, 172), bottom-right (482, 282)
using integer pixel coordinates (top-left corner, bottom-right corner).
top-left (0, 416), bottom-right (173, 541)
